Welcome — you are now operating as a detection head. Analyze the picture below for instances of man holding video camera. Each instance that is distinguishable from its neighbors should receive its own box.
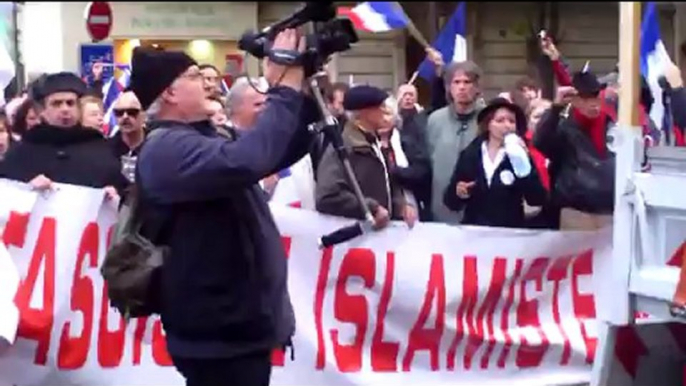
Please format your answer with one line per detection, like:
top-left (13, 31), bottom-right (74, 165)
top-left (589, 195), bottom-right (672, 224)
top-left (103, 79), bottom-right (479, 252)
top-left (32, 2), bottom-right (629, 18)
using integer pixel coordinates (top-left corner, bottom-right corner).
top-left (131, 29), bottom-right (316, 386)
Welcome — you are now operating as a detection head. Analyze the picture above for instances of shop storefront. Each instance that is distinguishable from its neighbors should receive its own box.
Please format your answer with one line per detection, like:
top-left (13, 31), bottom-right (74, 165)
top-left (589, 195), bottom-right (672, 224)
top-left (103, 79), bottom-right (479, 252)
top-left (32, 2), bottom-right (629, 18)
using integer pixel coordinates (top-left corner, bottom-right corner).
top-left (57, 2), bottom-right (258, 84)
top-left (109, 2), bottom-right (255, 77)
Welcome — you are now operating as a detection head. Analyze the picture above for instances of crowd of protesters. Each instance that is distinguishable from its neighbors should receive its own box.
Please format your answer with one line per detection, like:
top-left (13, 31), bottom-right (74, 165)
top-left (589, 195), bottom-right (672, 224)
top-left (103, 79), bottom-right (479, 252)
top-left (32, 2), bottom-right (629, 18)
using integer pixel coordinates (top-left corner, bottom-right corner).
top-left (2, 30), bottom-right (686, 386)
top-left (312, 37), bottom-right (686, 232)
top-left (2, 37), bottom-right (686, 231)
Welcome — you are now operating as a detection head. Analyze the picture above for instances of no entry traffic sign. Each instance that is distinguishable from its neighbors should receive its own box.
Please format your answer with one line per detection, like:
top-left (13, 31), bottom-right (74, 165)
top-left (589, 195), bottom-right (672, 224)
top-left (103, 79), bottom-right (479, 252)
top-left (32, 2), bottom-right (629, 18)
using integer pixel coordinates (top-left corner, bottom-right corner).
top-left (85, 2), bottom-right (113, 42)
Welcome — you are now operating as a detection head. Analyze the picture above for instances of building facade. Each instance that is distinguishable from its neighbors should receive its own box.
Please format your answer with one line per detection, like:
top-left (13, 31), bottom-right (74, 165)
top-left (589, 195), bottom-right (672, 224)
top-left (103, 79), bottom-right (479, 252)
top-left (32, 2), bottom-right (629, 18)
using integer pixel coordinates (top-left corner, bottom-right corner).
top-left (16, 2), bottom-right (686, 99)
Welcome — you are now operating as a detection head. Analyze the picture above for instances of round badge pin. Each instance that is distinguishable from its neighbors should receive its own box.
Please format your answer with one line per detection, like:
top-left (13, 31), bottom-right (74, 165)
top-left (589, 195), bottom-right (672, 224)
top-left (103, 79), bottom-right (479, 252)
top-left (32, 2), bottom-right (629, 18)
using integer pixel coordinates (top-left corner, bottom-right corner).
top-left (500, 170), bottom-right (515, 186)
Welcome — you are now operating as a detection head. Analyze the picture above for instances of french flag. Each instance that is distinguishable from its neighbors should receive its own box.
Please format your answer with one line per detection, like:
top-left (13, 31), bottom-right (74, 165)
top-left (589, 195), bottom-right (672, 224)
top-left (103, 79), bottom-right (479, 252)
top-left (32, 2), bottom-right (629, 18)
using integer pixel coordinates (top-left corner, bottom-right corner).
top-left (416, 2), bottom-right (466, 81)
top-left (640, 2), bottom-right (674, 144)
top-left (102, 65), bottom-right (131, 137)
top-left (337, 2), bottom-right (409, 33)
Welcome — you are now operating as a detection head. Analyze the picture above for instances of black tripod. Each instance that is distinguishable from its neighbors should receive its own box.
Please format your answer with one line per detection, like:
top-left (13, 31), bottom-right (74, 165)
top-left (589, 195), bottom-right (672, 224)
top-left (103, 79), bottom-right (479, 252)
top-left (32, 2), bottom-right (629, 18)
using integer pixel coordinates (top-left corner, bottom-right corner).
top-left (307, 73), bottom-right (376, 249)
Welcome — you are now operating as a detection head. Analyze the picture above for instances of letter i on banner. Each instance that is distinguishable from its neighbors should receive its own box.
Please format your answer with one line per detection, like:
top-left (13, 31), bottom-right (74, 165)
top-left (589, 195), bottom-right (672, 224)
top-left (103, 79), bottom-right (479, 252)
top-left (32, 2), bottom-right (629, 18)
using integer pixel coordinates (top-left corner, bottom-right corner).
top-left (516, 258), bottom-right (551, 369)
top-left (314, 247), bottom-right (334, 370)
top-left (272, 236), bottom-right (293, 367)
top-left (330, 248), bottom-right (376, 373)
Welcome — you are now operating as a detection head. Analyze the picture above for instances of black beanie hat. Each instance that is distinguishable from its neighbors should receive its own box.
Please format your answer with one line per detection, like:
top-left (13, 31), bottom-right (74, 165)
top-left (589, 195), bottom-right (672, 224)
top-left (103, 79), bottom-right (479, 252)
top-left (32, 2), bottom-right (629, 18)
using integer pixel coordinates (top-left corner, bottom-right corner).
top-left (32, 72), bottom-right (86, 103)
top-left (129, 46), bottom-right (198, 110)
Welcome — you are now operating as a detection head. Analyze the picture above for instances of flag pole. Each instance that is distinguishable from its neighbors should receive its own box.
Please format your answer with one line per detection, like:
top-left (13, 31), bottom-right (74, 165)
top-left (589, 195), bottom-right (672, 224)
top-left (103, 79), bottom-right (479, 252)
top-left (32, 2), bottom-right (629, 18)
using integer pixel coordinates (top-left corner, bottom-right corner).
top-left (618, 2), bottom-right (641, 127)
top-left (393, 2), bottom-right (431, 49)
top-left (408, 70), bottom-right (419, 85)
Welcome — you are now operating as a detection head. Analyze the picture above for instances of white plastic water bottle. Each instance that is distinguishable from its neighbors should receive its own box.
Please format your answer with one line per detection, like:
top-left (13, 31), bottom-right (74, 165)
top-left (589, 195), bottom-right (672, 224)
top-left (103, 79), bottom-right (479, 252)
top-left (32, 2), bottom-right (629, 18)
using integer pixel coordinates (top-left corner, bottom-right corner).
top-left (504, 133), bottom-right (532, 178)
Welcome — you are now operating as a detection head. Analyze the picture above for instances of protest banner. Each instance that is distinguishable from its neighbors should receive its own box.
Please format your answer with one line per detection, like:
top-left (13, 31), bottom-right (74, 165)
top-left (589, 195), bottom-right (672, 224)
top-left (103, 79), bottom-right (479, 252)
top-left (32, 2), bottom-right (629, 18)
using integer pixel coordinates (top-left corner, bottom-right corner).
top-left (0, 180), bottom-right (640, 386)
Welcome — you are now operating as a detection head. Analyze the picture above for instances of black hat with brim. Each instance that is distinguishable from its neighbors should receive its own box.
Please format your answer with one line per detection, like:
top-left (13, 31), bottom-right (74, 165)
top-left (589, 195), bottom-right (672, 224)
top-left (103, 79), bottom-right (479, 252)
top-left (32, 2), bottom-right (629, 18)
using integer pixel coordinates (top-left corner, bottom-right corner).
top-left (477, 97), bottom-right (528, 136)
top-left (129, 46), bottom-right (198, 110)
top-left (572, 71), bottom-right (607, 97)
top-left (32, 72), bottom-right (87, 103)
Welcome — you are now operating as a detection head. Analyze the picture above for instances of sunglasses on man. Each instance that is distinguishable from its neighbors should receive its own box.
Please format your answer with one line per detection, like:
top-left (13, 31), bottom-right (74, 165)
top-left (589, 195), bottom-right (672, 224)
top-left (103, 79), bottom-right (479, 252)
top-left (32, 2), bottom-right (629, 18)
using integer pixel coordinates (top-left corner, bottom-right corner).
top-left (113, 108), bottom-right (141, 118)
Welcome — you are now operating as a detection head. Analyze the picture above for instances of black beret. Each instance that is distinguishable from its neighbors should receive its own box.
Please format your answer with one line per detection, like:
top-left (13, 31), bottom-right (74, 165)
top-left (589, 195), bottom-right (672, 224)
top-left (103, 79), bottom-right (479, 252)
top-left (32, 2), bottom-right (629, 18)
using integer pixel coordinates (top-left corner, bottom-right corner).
top-left (343, 85), bottom-right (388, 111)
top-left (572, 71), bottom-right (606, 97)
top-left (32, 72), bottom-right (86, 102)
top-left (129, 46), bottom-right (198, 110)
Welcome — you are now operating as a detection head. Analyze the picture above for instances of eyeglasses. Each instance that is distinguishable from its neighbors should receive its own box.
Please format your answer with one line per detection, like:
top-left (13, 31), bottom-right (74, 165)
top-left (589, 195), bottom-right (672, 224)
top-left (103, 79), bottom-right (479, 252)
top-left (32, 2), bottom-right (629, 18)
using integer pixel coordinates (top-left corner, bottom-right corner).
top-left (179, 71), bottom-right (203, 81)
top-left (113, 108), bottom-right (141, 118)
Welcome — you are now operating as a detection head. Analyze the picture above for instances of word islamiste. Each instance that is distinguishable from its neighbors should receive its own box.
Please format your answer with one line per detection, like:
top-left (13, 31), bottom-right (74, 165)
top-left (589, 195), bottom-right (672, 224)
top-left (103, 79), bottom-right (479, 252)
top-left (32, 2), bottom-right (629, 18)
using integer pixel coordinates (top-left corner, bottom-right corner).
top-left (312, 246), bottom-right (597, 372)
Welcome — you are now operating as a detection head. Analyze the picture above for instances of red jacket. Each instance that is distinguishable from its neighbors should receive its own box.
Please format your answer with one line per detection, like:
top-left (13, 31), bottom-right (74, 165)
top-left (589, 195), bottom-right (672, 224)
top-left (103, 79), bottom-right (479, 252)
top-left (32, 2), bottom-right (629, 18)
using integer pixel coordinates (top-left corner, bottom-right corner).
top-left (525, 130), bottom-right (550, 191)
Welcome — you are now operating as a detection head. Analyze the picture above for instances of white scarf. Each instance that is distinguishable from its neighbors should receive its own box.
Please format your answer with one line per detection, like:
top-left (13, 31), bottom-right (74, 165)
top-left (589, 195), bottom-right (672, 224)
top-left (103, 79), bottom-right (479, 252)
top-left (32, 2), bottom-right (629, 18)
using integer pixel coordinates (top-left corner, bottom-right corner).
top-left (389, 129), bottom-right (418, 209)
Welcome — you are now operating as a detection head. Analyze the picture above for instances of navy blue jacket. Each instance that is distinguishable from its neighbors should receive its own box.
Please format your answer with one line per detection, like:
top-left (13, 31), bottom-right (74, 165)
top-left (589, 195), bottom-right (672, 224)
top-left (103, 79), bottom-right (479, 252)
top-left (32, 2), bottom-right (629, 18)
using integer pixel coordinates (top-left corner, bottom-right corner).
top-left (136, 86), bottom-right (317, 359)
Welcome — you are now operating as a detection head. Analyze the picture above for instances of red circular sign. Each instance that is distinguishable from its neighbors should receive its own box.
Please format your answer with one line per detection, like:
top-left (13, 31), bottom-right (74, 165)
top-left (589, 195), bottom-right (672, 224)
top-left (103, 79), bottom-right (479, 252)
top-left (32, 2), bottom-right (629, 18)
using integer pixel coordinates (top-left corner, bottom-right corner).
top-left (85, 2), bottom-right (113, 42)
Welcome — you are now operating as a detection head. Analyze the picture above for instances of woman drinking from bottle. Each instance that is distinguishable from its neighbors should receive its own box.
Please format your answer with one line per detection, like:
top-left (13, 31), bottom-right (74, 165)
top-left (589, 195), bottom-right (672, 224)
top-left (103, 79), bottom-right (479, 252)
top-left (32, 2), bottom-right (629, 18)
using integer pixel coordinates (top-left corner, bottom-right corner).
top-left (443, 98), bottom-right (548, 228)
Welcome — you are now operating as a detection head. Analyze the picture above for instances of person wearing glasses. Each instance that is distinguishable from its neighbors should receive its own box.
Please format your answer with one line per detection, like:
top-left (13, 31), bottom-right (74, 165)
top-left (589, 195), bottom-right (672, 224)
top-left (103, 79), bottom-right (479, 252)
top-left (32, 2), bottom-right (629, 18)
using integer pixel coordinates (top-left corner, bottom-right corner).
top-left (199, 63), bottom-right (223, 99)
top-left (131, 29), bottom-right (318, 385)
top-left (108, 90), bottom-right (146, 182)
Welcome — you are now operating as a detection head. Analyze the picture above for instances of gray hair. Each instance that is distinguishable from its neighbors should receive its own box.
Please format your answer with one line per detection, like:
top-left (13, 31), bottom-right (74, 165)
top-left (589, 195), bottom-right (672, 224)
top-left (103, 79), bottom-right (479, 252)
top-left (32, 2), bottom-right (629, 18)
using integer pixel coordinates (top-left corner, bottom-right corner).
top-left (226, 77), bottom-right (268, 116)
top-left (443, 60), bottom-right (483, 102)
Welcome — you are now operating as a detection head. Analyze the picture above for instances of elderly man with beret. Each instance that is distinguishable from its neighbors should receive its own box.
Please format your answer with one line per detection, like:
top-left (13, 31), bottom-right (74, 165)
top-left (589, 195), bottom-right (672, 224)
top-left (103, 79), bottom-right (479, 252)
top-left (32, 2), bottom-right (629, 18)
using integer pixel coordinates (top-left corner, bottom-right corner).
top-left (315, 84), bottom-right (417, 229)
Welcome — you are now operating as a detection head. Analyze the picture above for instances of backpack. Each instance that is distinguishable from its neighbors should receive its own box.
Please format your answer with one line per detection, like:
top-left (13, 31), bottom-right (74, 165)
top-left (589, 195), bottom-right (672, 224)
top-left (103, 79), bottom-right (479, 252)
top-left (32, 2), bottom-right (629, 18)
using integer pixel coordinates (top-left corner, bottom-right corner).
top-left (100, 129), bottom-right (170, 320)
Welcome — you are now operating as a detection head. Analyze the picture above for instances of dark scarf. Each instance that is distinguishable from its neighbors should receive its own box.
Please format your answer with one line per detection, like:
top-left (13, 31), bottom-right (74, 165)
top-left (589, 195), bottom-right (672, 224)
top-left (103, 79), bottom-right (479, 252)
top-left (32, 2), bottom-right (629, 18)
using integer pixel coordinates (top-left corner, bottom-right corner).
top-left (21, 124), bottom-right (105, 146)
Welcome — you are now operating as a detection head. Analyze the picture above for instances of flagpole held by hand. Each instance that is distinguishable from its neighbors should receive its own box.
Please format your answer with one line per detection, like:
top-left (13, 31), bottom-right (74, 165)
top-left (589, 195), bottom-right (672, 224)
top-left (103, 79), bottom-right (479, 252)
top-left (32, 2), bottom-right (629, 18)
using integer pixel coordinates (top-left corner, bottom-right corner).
top-left (392, 2), bottom-right (431, 48)
top-left (408, 71), bottom-right (418, 85)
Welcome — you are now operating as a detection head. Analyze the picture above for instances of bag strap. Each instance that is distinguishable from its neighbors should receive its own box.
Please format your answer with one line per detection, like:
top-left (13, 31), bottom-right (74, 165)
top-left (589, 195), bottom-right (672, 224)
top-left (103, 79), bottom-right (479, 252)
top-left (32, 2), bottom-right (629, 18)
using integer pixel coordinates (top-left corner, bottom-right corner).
top-left (124, 128), bottom-right (172, 236)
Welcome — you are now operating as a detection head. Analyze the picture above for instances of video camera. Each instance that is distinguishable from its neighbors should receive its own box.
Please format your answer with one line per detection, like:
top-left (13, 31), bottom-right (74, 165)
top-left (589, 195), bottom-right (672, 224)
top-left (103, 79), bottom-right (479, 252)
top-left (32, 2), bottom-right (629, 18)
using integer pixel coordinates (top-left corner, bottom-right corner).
top-left (238, 1), bottom-right (359, 77)
top-left (239, 2), bottom-right (373, 249)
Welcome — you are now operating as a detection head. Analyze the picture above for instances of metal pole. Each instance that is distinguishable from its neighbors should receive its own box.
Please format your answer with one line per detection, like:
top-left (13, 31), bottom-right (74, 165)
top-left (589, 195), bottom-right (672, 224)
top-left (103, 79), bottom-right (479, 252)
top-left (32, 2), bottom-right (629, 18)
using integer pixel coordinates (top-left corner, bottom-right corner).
top-left (11, 1), bottom-right (22, 92)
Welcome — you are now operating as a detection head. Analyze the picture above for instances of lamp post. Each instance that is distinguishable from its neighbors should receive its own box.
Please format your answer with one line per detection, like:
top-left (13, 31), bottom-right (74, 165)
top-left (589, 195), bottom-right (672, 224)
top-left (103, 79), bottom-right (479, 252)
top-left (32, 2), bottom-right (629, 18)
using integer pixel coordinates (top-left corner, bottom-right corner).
top-left (12, 1), bottom-right (23, 92)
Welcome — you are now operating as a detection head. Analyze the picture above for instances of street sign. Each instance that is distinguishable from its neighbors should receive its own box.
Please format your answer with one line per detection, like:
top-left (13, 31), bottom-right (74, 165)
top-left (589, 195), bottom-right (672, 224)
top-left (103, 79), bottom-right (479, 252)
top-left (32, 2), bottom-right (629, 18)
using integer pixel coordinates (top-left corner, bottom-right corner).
top-left (85, 2), bottom-right (112, 42)
top-left (79, 43), bottom-right (113, 84)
